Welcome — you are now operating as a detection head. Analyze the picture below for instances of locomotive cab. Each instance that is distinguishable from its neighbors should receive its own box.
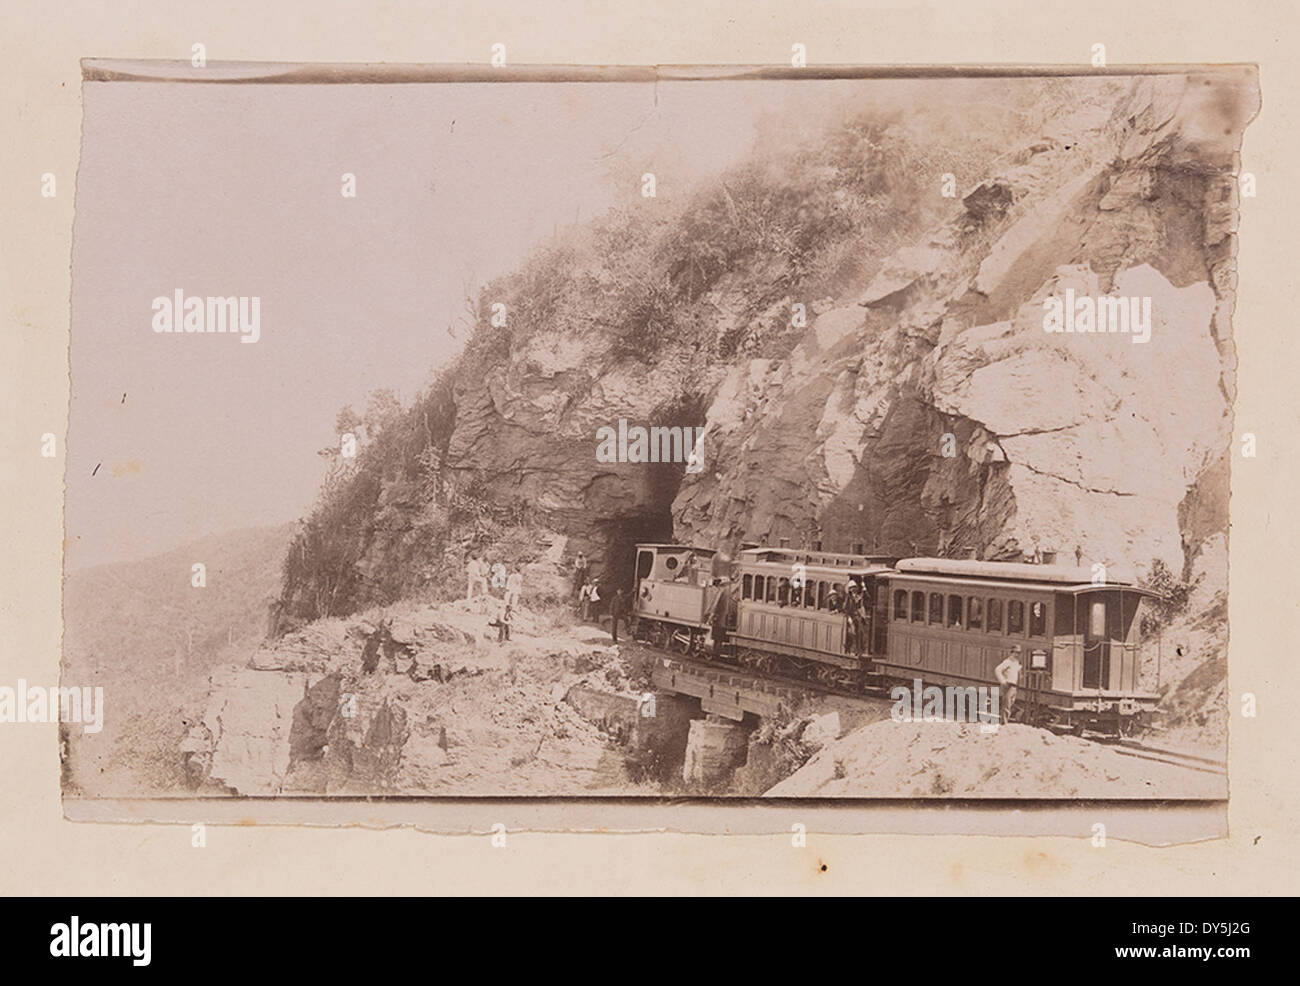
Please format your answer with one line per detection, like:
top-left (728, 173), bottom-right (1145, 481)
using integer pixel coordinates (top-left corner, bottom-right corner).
top-left (632, 544), bottom-right (726, 650)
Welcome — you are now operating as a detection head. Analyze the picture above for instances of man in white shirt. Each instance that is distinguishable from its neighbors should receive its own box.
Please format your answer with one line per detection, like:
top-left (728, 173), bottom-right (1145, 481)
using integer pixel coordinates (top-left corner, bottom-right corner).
top-left (466, 555), bottom-right (488, 603)
top-left (994, 644), bottom-right (1023, 723)
top-left (505, 569), bottom-right (523, 610)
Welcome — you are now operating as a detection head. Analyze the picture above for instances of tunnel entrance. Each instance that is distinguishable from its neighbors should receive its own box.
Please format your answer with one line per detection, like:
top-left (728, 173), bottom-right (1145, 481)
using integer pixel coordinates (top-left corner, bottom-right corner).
top-left (598, 393), bottom-right (709, 594)
top-left (599, 459), bottom-right (681, 596)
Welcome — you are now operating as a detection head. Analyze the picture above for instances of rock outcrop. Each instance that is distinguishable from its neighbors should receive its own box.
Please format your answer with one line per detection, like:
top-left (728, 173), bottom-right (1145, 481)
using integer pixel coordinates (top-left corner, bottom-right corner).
top-left (410, 72), bottom-right (1254, 586)
top-left (196, 597), bottom-right (656, 796)
top-left (672, 71), bottom-right (1253, 578)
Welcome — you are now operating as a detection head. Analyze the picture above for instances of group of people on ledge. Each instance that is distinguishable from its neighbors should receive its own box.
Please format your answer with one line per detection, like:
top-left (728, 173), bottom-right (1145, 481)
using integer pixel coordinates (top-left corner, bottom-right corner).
top-left (571, 551), bottom-right (627, 643)
top-left (465, 554), bottom-right (524, 642)
top-left (463, 549), bottom-right (628, 644)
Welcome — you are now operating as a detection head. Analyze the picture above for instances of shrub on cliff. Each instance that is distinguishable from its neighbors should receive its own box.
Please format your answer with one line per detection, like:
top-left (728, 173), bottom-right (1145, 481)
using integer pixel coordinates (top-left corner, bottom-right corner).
top-left (1140, 557), bottom-right (1193, 636)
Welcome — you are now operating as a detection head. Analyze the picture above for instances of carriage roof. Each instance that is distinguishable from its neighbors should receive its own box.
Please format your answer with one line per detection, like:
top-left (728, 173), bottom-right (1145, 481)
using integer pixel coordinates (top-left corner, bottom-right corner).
top-left (736, 548), bottom-right (894, 580)
top-left (892, 557), bottom-right (1156, 595)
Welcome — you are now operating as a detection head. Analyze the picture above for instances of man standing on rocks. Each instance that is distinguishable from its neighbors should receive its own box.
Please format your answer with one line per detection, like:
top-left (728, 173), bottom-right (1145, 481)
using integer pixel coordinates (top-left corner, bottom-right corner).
top-left (466, 554), bottom-right (488, 605)
top-left (505, 568), bottom-right (523, 610)
top-left (609, 587), bottom-right (626, 644)
top-left (572, 551), bottom-right (589, 601)
top-left (995, 644), bottom-right (1023, 724)
top-left (264, 594), bottom-right (284, 639)
top-left (489, 600), bottom-right (512, 643)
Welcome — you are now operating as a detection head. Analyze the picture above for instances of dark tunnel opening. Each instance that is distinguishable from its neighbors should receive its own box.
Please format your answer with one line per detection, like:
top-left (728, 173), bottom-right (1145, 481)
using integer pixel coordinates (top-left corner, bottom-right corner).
top-left (598, 459), bottom-right (682, 596)
top-left (595, 393), bottom-right (710, 595)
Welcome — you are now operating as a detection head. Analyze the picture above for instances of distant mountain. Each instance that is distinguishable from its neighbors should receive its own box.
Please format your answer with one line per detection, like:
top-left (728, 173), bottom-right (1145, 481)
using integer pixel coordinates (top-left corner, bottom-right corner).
top-left (62, 521), bottom-right (295, 796)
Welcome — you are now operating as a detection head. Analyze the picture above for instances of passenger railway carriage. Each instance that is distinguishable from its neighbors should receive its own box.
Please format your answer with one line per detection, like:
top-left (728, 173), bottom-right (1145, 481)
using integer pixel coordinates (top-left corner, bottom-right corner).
top-left (728, 547), bottom-right (896, 688)
top-left (882, 558), bottom-right (1160, 733)
top-left (630, 542), bottom-right (1163, 734)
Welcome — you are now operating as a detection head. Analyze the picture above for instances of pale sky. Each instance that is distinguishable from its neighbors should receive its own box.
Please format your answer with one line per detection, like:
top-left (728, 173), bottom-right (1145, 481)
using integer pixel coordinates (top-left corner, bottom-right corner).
top-left (66, 75), bottom-right (951, 569)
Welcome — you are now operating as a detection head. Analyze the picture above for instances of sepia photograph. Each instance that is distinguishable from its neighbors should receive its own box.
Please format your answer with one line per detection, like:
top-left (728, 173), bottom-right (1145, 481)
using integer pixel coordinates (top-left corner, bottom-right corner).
top-left (4, 0), bottom-right (1300, 930)
top-left (60, 61), bottom-right (1254, 810)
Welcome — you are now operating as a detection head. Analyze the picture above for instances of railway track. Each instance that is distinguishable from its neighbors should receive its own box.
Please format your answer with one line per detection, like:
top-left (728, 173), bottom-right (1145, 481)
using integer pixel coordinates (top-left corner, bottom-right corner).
top-left (641, 642), bottom-right (1226, 777)
top-left (1097, 737), bottom-right (1228, 777)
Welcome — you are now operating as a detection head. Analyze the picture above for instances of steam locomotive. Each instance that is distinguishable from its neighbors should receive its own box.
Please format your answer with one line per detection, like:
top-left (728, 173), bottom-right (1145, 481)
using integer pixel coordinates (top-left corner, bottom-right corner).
top-left (631, 542), bottom-right (1161, 734)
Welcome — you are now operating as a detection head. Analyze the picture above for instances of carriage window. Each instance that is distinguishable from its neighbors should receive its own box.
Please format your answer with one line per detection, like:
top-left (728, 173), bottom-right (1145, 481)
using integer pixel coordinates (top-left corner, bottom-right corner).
top-left (753, 575), bottom-right (764, 602)
top-left (637, 551), bottom-right (653, 580)
top-left (967, 597), bottom-right (983, 630)
top-left (928, 593), bottom-right (944, 625)
top-left (911, 591), bottom-right (925, 622)
top-left (791, 583), bottom-right (803, 607)
top-left (1029, 600), bottom-right (1046, 637)
top-left (987, 598), bottom-right (1003, 632)
top-left (1089, 599), bottom-right (1106, 637)
top-left (805, 581), bottom-right (816, 608)
top-left (766, 577), bottom-right (778, 603)
top-left (742, 574), bottom-right (752, 599)
top-left (777, 578), bottom-right (791, 606)
top-left (947, 594), bottom-right (963, 628)
top-left (1007, 600), bottom-right (1025, 635)
top-left (894, 589), bottom-right (908, 621)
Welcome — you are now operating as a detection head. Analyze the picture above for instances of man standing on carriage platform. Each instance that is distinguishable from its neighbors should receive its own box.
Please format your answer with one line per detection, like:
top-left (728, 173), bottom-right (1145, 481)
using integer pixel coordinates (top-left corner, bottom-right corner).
top-left (845, 579), bottom-right (869, 657)
top-left (707, 577), bottom-right (733, 654)
top-left (826, 584), bottom-right (844, 613)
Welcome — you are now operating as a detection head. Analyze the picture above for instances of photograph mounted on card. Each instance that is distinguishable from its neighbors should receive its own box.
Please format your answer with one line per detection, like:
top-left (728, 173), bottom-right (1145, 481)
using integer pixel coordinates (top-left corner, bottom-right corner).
top-left (62, 59), bottom-right (1256, 833)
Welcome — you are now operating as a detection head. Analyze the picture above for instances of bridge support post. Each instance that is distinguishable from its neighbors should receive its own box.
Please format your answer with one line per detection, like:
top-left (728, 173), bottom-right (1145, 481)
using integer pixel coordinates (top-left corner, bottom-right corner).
top-left (683, 714), bottom-right (751, 787)
top-left (628, 691), bottom-right (696, 768)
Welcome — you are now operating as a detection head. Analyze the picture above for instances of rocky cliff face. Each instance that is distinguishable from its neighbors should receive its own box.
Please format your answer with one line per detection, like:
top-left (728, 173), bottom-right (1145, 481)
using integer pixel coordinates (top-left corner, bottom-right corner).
top-left (433, 72), bottom-right (1254, 588)
top-left (281, 70), bottom-right (1255, 642)
top-left (676, 74), bottom-right (1249, 577)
